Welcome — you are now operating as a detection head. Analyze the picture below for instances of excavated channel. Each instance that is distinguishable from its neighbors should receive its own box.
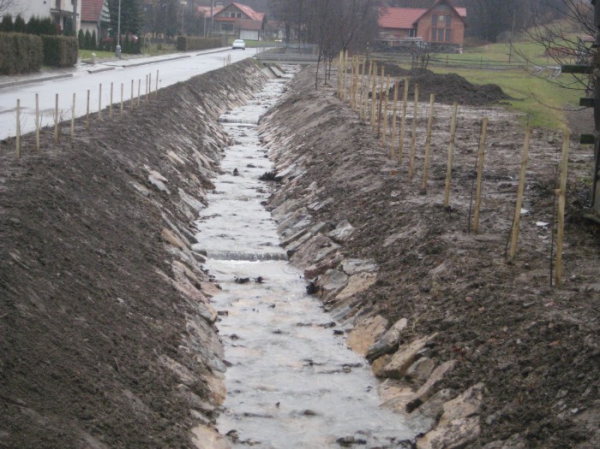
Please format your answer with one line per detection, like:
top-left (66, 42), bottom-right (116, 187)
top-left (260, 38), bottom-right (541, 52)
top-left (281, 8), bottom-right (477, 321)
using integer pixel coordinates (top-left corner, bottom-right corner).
top-left (194, 70), bottom-right (426, 448)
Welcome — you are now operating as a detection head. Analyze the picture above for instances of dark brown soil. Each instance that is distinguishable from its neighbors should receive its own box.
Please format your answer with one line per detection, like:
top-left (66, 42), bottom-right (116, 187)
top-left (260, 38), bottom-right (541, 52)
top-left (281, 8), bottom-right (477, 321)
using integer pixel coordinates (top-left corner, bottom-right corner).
top-left (0, 60), bottom-right (265, 449)
top-left (262, 67), bottom-right (600, 448)
top-left (379, 62), bottom-right (513, 106)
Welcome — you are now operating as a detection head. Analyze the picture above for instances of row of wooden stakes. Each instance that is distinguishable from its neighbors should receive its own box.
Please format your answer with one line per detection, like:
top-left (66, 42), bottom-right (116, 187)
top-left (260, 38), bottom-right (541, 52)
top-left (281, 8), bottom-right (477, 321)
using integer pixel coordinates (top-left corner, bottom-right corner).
top-left (335, 51), bottom-right (571, 287)
top-left (14, 70), bottom-right (161, 158)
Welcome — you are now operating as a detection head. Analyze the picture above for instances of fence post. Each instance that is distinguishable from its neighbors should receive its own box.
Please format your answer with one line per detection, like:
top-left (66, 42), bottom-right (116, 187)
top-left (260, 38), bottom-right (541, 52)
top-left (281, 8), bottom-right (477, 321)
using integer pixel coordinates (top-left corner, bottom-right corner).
top-left (422, 93), bottom-right (436, 190)
top-left (509, 128), bottom-right (531, 259)
top-left (71, 93), bottom-right (76, 140)
top-left (398, 77), bottom-right (409, 165)
top-left (390, 80), bottom-right (399, 159)
top-left (109, 82), bottom-right (114, 119)
top-left (156, 70), bottom-right (159, 97)
top-left (473, 117), bottom-right (489, 234)
top-left (444, 103), bottom-right (459, 207)
top-left (370, 64), bottom-right (378, 129)
top-left (16, 99), bottom-right (21, 158)
top-left (409, 84), bottom-right (419, 179)
top-left (86, 90), bottom-right (90, 130)
top-left (120, 83), bottom-right (124, 116)
top-left (35, 94), bottom-right (40, 151)
top-left (382, 76), bottom-right (390, 149)
top-left (131, 80), bottom-right (134, 110)
top-left (555, 132), bottom-right (571, 286)
top-left (98, 84), bottom-right (102, 121)
top-left (54, 93), bottom-right (60, 143)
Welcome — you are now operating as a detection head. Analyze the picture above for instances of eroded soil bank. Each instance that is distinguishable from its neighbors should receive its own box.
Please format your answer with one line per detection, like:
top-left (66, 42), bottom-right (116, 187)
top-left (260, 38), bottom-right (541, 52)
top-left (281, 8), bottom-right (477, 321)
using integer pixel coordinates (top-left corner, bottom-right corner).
top-left (0, 60), bottom-right (266, 449)
top-left (260, 68), bottom-right (600, 448)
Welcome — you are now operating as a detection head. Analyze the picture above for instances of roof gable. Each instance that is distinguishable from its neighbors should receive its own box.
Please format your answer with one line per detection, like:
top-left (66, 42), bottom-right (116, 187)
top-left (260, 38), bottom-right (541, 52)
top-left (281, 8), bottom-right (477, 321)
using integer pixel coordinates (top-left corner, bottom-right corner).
top-left (415, 0), bottom-right (466, 24)
top-left (215, 3), bottom-right (264, 22)
top-left (378, 7), bottom-right (425, 30)
top-left (81, 0), bottom-right (110, 23)
top-left (378, 1), bottom-right (466, 30)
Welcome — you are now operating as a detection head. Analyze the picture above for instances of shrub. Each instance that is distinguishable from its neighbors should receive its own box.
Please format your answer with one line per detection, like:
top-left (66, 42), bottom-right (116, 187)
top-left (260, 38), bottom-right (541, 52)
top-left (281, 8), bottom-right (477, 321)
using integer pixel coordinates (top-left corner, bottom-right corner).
top-left (0, 14), bottom-right (14, 32)
top-left (176, 36), bottom-right (222, 51)
top-left (42, 35), bottom-right (78, 67)
top-left (0, 32), bottom-right (43, 74)
top-left (14, 15), bottom-right (26, 33)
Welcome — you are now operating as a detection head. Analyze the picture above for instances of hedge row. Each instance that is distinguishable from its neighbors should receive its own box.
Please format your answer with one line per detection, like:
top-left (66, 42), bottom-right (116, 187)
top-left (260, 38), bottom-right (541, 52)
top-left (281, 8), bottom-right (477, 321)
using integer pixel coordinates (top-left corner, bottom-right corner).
top-left (0, 32), bottom-right (43, 75)
top-left (176, 36), bottom-right (224, 51)
top-left (42, 35), bottom-right (78, 67)
top-left (0, 32), bottom-right (77, 74)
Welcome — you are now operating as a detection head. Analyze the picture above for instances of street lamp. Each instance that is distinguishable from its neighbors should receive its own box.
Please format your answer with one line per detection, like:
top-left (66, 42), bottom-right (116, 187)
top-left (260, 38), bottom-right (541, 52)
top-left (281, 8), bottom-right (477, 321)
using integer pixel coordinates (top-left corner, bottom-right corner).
top-left (115, 0), bottom-right (121, 58)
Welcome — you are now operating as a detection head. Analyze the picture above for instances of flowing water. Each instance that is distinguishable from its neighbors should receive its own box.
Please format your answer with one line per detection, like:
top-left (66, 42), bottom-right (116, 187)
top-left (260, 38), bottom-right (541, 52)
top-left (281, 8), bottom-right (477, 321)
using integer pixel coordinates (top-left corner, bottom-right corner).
top-left (194, 72), bottom-right (425, 448)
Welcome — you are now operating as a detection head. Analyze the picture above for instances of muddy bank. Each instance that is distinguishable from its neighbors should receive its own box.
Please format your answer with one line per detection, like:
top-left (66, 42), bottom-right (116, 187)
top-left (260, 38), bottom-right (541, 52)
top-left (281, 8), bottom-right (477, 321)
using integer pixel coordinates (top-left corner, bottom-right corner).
top-left (0, 59), bottom-right (266, 448)
top-left (260, 67), bottom-right (600, 448)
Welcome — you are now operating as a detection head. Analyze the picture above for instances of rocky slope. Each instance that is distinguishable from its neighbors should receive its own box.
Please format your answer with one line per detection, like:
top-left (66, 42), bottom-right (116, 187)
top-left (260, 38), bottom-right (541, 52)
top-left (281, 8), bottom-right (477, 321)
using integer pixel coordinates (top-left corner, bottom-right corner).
top-left (0, 59), bottom-right (266, 449)
top-left (260, 67), bottom-right (600, 449)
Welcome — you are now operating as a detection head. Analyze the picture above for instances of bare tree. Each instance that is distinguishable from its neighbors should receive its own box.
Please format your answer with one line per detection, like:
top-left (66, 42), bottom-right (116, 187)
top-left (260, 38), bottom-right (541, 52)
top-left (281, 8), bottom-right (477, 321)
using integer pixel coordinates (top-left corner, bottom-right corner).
top-left (1, 0), bottom-right (21, 16)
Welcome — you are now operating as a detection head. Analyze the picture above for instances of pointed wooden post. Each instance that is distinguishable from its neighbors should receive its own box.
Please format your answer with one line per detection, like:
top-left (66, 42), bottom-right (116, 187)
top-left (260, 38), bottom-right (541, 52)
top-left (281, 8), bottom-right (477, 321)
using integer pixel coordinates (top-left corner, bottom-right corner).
top-left (54, 93), bottom-right (60, 142)
top-left (16, 99), bottom-right (21, 158)
top-left (390, 80), bottom-right (399, 159)
top-left (35, 93), bottom-right (40, 150)
top-left (408, 84), bottom-right (419, 178)
top-left (509, 128), bottom-right (531, 259)
top-left (86, 90), bottom-right (90, 130)
top-left (70, 92), bottom-right (76, 139)
top-left (473, 117), bottom-right (489, 234)
top-left (398, 77), bottom-right (410, 165)
top-left (555, 132), bottom-right (571, 286)
top-left (422, 94), bottom-right (436, 189)
top-left (444, 103), bottom-right (459, 207)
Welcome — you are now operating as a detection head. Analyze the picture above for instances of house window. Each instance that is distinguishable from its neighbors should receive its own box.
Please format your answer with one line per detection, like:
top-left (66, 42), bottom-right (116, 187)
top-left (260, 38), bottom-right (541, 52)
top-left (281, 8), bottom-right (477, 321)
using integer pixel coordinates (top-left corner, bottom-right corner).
top-left (221, 23), bottom-right (233, 31)
top-left (431, 13), bottom-right (451, 42)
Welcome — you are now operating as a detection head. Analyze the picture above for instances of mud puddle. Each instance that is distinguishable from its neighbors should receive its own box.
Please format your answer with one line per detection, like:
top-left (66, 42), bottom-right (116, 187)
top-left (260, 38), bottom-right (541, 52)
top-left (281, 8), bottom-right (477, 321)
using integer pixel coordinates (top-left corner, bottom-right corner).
top-left (195, 72), bottom-right (426, 448)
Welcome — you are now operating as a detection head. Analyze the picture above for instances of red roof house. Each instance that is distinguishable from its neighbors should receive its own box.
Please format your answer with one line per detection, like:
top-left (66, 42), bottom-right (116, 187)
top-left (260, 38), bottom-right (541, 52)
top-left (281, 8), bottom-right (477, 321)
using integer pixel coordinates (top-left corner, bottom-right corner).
top-left (80, 0), bottom-right (111, 42)
top-left (378, 0), bottom-right (466, 49)
top-left (213, 2), bottom-right (266, 41)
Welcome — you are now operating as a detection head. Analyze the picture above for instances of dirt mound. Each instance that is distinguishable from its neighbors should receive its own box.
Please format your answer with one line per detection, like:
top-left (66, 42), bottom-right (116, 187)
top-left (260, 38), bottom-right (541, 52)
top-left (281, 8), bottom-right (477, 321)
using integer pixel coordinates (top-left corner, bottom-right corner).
top-left (379, 62), bottom-right (512, 106)
top-left (0, 60), bottom-right (266, 449)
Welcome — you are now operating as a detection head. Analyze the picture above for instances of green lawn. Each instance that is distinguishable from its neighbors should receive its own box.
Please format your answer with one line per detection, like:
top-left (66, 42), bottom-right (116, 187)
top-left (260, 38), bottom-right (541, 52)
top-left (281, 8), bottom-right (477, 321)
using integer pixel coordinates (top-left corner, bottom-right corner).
top-left (429, 66), bottom-right (584, 130)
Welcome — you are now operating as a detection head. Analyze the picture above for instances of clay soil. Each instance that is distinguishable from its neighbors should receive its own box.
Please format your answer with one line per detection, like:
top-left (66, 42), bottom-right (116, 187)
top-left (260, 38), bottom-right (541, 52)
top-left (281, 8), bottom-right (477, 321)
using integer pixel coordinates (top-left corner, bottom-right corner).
top-left (262, 67), bottom-right (600, 448)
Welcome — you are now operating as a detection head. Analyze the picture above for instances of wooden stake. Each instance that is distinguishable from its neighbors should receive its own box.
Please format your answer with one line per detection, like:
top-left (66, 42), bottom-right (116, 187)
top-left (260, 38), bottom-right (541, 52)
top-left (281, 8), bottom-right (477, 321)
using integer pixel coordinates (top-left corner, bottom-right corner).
top-left (156, 70), bottom-right (159, 97)
top-left (509, 128), bottom-right (531, 259)
top-left (390, 80), bottom-right (399, 159)
top-left (71, 92), bottom-right (76, 140)
top-left (86, 90), bottom-right (90, 130)
top-left (130, 80), bottom-right (134, 109)
top-left (54, 93), bottom-right (60, 142)
top-left (35, 93), bottom-right (40, 151)
top-left (377, 88), bottom-right (384, 138)
top-left (137, 79), bottom-right (141, 107)
top-left (382, 76), bottom-right (390, 149)
top-left (473, 117), bottom-right (489, 234)
top-left (337, 51), bottom-right (343, 97)
top-left (149, 72), bottom-right (152, 97)
top-left (422, 94), bottom-right (436, 190)
top-left (444, 103), bottom-right (459, 207)
top-left (555, 131), bottom-right (570, 286)
top-left (98, 84), bottom-right (102, 121)
top-left (120, 83), bottom-right (124, 115)
top-left (398, 77), bottom-right (409, 165)
top-left (145, 75), bottom-right (149, 102)
top-left (16, 99), bottom-right (21, 158)
top-left (109, 82), bottom-right (114, 119)
top-left (408, 84), bottom-right (419, 178)
top-left (370, 64), bottom-right (378, 129)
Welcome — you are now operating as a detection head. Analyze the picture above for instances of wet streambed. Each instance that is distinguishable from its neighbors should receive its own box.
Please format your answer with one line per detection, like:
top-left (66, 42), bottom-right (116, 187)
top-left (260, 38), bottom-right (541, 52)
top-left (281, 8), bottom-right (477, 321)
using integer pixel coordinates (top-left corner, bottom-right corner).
top-left (194, 72), bottom-right (425, 448)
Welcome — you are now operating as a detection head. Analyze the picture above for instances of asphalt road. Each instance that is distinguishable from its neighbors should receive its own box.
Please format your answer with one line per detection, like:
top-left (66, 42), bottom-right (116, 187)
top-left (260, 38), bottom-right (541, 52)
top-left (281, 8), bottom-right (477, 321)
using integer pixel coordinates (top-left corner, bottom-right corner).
top-left (0, 47), bottom-right (256, 140)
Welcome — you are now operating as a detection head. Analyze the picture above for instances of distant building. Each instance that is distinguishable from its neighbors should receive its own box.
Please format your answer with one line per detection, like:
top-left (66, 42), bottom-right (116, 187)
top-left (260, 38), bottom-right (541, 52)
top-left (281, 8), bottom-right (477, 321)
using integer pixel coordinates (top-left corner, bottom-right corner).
top-left (212, 2), bottom-right (266, 41)
top-left (2, 0), bottom-right (80, 33)
top-left (80, 0), bottom-right (110, 43)
top-left (378, 0), bottom-right (466, 51)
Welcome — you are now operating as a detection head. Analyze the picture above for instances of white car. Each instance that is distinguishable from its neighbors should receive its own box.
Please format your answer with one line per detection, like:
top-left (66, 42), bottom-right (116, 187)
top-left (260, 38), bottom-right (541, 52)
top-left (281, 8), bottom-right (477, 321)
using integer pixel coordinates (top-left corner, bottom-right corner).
top-left (232, 39), bottom-right (246, 50)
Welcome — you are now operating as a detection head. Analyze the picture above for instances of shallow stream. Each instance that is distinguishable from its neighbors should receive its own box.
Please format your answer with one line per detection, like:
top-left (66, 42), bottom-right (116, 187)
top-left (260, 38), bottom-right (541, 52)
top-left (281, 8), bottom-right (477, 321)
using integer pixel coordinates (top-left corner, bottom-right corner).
top-left (194, 71), bottom-right (424, 448)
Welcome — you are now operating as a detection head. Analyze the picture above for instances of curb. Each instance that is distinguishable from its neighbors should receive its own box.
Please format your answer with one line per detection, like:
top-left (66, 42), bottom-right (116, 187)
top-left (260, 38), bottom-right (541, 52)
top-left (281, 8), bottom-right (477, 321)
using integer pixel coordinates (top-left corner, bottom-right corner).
top-left (86, 66), bottom-right (116, 74)
top-left (0, 73), bottom-right (73, 90)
